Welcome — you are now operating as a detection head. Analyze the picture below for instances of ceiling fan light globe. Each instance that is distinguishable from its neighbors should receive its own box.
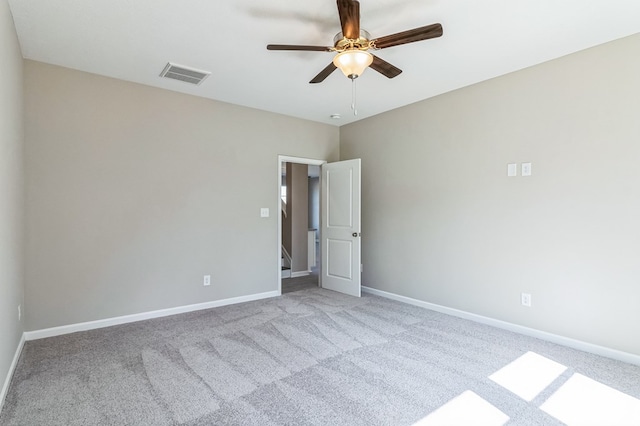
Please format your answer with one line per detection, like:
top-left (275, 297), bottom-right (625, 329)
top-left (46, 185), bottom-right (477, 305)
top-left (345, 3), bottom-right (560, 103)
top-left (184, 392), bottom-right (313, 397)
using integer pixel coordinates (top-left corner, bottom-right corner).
top-left (333, 50), bottom-right (373, 79)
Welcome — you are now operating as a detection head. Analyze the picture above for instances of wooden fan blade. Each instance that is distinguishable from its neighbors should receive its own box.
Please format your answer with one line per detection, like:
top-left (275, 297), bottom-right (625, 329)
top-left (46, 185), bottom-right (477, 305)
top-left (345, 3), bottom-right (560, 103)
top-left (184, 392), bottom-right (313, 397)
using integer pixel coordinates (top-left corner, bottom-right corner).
top-left (310, 62), bottom-right (338, 84)
top-left (370, 55), bottom-right (402, 79)
top-left (337, 0), bottom-right (360, 40)
top-left (371, 23), bottom-right (443, 49)
top-left (267, 44), bottom-right (333, 52)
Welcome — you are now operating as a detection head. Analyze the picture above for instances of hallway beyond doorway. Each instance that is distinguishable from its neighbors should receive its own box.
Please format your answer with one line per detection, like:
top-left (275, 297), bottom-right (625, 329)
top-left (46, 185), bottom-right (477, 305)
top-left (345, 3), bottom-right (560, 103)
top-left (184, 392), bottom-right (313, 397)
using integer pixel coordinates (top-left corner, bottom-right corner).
top-left (282, 242), bottom-right (319, 294)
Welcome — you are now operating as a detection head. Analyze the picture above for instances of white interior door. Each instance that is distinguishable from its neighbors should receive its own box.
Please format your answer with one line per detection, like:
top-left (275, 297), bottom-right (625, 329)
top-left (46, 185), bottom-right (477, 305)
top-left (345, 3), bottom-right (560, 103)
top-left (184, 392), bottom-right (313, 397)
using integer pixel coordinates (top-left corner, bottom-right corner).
top-left (321, 159), bottom-right (361, 297)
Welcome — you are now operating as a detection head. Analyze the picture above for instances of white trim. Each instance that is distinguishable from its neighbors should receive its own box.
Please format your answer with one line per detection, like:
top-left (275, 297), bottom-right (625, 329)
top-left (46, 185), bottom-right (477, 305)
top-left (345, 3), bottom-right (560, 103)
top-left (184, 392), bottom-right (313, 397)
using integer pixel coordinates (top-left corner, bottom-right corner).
top-left (291, 271), bottom-right (310, 278)
top-left (277, 155), bottom-right (326, 296)
top-left (278, 155), bottom-right (326, 166)
top-left (362, 286), bottom-right (640, 367)
top-left (24, 291), bottom-right (279, 341)
top-left (1, 332), bottom-right (25, 412)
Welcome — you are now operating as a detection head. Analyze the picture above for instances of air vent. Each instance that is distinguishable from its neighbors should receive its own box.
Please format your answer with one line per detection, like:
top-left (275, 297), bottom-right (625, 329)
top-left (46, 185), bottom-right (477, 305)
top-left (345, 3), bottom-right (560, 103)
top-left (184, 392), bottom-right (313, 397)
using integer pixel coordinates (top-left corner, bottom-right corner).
top-left (160, 63), bottom-right (210, 85)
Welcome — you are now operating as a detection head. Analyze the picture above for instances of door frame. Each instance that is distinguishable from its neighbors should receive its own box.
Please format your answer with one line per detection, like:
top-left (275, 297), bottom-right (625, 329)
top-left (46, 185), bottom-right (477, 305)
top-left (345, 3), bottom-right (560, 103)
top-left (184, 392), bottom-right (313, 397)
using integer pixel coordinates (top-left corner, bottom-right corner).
top-left (277, 155), bottom-right (326, 295)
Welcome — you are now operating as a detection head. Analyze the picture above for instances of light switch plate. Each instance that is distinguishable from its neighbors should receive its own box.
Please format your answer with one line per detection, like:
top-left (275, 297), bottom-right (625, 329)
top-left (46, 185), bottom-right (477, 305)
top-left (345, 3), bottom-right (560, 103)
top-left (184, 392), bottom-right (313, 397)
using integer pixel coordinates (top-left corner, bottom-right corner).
top-left (260, 208), bottom-right (269, 218)
top-left (507, 163), bottom-right (517, 177)
top-left (522, 162), bottom-right (532, 176)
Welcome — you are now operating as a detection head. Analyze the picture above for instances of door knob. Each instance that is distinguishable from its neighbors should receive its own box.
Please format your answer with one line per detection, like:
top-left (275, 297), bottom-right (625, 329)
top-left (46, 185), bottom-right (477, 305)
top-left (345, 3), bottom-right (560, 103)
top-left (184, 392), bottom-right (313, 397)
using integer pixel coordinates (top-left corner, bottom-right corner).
top-left (352, 232), bottom-right (360, 237)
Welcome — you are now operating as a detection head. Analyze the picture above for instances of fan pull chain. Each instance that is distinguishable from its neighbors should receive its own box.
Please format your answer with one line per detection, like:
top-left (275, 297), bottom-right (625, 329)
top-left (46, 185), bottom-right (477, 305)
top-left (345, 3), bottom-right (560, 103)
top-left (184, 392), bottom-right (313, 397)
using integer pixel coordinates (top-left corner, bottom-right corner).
top-left (351, 77), bottom-right (358, 116)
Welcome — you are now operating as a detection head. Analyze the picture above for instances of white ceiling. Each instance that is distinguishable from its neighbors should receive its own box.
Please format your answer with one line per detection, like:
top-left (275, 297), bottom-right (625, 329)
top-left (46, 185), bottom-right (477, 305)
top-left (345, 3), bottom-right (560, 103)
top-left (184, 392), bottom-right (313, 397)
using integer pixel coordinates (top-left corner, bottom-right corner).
top-left (8, 0), bottom-right (640, 126)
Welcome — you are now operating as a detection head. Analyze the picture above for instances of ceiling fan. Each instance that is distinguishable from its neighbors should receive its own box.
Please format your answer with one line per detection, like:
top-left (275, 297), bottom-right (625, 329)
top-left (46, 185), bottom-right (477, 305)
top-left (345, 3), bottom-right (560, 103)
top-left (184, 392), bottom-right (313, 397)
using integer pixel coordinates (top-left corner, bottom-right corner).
top-left (266, 0), bottom-right (443, 83)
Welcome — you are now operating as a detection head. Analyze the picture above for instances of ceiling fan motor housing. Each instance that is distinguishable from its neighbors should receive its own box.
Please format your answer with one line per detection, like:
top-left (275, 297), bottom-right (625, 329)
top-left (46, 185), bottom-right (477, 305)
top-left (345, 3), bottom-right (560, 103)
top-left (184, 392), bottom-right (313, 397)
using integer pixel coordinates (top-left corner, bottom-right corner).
top-left (333, 30), bottom-right (372, 51)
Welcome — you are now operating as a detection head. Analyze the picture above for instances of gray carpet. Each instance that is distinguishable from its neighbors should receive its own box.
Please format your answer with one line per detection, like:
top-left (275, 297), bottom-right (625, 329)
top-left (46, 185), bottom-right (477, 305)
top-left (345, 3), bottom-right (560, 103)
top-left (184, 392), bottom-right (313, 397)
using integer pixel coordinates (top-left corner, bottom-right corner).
top-left (2, 288), bottom-right (640, 425)
top-left (281, 274), bottom-right (318, 294)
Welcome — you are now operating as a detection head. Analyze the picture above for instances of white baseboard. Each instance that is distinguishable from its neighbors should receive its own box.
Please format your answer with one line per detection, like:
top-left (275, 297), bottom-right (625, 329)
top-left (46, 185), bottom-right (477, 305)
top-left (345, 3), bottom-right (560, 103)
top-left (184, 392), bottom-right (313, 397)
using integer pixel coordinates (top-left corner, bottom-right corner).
top-left (25, 291), bottom-right (280, 341)
top-left (362, 286), bottom-right (640, 367)
top-left (1, 332), bottom-right (25, 412)
top-left (291, 271), bottom-right (310, 278)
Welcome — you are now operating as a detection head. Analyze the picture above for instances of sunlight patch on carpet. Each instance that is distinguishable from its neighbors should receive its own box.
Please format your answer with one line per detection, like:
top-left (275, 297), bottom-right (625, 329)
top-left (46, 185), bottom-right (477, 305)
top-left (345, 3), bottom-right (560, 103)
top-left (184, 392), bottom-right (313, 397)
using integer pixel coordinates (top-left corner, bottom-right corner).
top-left (489, 351), bottom-right (567, 401)
top-left (413, 390), bottom-right (509, 426)
top-left (540, 373), bottom-right (640, 425)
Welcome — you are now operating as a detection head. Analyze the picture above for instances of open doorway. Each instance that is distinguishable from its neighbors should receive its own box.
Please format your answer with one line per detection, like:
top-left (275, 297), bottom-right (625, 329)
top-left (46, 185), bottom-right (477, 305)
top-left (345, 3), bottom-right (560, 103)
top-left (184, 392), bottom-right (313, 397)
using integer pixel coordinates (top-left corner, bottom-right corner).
top-left (277, 155), bottom-right (362, 297)
top-left (278, 156), bottom-right (325, 295)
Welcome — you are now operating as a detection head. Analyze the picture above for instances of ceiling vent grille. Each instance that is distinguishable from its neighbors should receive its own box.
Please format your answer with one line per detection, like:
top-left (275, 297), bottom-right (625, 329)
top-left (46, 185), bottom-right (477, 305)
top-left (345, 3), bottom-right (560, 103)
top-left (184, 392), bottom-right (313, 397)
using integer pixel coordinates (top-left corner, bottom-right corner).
top-left (160, 63), bottom-right (210, 85)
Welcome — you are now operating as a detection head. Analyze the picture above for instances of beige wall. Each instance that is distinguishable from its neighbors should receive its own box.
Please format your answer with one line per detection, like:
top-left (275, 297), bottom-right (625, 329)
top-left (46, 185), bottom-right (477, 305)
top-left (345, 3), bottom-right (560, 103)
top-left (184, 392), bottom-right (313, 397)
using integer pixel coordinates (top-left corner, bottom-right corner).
top-left (308, 176), bottom-right (320, 233)
top-left (0, 0), bottom-right (24, 400)
top-left (24, 61), bottom-right (339, 330)
top-left (341, 33), bottom-right (640, 356)
top-left (282, 162), bottom-right (310, 273)
top-left (282, 164), bottom-right (292, 256)
top-left (290, 163), bottom-right (309, 273)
